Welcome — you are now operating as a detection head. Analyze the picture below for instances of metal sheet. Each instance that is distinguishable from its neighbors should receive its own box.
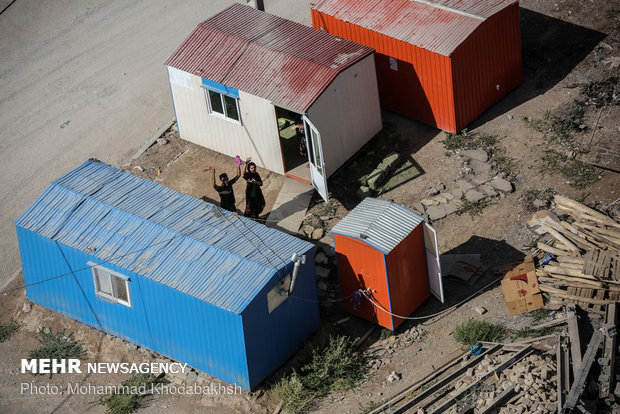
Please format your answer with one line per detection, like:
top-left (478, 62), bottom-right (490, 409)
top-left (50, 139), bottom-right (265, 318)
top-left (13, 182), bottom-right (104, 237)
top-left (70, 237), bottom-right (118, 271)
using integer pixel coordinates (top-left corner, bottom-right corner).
top-left (331, 198), bottom-right (424, 254)
top-left (165, 3), bottom-right (373, 113)
top-left (15, 159), bottom-right (314, 315)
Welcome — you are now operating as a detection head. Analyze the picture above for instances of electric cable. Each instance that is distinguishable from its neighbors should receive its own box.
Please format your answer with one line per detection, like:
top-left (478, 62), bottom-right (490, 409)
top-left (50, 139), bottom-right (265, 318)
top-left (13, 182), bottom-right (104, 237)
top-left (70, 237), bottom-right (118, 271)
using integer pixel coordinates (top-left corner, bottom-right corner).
top-left (359, 275), bottom-right (503, 321)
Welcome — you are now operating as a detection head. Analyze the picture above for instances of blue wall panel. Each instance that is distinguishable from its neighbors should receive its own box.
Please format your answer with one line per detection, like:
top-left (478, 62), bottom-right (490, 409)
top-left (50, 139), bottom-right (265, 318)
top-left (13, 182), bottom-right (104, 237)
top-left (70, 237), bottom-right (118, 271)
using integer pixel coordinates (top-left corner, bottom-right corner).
top-left (242, 246), bottom-right (321, 388)
top-left (17, 227), bottom-right (252, 389)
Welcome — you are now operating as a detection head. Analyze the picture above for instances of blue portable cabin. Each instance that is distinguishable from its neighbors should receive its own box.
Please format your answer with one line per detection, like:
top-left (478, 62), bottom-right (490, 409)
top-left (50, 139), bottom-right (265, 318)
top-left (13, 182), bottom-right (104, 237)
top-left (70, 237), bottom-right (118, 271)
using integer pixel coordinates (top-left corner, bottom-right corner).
top-left (14, 159), bottom-right (320, 390)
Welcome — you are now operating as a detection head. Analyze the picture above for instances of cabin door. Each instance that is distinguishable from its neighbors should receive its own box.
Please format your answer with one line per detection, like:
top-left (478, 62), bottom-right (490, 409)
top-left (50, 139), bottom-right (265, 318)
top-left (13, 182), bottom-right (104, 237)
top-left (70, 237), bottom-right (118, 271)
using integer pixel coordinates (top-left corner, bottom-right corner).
top-left (423, 222), bottom-right (444, 303)
top-left (302, 116), bottom-right (328, 201)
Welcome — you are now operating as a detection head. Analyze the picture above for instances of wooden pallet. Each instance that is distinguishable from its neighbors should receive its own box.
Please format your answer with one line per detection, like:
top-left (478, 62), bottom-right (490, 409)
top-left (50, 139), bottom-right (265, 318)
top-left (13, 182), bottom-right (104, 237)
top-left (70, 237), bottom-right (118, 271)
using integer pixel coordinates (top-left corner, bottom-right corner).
top-left (584, 250), bottom-right (612, 278)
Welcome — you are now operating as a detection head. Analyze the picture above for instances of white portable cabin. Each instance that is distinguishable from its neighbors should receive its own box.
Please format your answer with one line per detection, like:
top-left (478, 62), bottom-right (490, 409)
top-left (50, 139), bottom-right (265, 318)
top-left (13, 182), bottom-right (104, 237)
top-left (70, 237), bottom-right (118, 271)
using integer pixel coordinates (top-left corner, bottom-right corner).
top-left (165, 4), bottom-right (382, 201)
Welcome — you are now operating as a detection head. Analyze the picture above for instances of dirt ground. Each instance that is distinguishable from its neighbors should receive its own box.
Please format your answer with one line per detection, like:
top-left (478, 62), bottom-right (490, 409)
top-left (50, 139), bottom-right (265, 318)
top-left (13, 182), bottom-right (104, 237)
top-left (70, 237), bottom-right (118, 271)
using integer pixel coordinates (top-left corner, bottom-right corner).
top-left (1, 1), bottom-right (619, 413)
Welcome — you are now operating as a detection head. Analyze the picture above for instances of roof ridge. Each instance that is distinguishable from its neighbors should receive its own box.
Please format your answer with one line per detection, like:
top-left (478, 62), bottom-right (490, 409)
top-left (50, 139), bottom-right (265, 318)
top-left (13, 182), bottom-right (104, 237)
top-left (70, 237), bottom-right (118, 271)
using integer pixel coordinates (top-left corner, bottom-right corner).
top-left (50, 164), bottom-right (278, 274)
top-left (409, 0), bottom-right (485, 21)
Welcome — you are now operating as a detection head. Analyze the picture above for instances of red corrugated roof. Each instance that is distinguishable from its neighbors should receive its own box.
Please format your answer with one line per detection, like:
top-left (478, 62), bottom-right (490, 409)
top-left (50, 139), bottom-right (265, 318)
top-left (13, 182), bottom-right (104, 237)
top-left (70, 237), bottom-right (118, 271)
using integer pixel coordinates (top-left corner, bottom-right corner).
top-left (165, 3), bottom-right (374, 113)
top-left (312, 0), bottom-right (517, 56)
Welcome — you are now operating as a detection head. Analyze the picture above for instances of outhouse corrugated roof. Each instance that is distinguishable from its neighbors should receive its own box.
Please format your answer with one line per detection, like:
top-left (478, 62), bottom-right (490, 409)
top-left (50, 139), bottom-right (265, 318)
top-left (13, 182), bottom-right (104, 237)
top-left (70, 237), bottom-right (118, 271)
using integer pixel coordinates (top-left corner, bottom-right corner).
top-left (15, 159), bottom-right (313, 314)
top-left (165, 3), bottom-right (374, 113)
top-left (331, 198), bottom-right (424, 254)
top-left (312, 0), bottom-right (517, 56)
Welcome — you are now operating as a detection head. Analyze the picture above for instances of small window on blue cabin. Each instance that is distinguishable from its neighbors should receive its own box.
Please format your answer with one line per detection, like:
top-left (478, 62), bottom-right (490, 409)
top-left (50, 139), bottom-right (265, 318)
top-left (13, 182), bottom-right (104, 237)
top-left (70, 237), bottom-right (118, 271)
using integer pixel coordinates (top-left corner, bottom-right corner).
top-left (202, 78), bottom-right (241, 124)
top-left (91, 264), bottom-right (131, 307)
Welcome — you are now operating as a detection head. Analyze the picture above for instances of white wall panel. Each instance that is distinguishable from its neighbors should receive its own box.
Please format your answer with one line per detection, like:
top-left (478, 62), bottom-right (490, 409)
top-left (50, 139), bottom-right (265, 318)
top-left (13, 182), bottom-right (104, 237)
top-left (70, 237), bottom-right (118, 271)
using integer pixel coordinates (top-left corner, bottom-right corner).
top-left (306, 55), bottom-right (382, 177)
top-left (167, 66), bottom-right (284, 174)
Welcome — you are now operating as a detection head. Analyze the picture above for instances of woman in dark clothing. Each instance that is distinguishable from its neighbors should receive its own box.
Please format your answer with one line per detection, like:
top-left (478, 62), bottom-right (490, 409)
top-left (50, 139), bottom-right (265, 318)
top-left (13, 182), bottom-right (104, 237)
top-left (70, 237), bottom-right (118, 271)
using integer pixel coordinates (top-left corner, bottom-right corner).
top-left (243, 162), bottom-right (265, 218)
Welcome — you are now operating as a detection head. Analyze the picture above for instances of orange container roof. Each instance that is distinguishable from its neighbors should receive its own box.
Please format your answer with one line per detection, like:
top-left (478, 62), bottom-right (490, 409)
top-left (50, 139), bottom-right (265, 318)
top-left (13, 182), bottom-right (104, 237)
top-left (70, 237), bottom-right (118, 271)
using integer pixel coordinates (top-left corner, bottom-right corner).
top-left (312, 0), bottom-right (518, 56)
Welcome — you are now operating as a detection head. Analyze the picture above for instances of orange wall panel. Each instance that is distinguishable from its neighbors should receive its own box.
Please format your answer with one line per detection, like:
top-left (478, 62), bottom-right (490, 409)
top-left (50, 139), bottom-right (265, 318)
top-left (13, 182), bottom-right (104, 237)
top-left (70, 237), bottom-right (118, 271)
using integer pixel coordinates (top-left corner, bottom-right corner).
top-left (385, 225), bottom-right (429, 329)
top-left (333, 234), bottom-right (393, 329)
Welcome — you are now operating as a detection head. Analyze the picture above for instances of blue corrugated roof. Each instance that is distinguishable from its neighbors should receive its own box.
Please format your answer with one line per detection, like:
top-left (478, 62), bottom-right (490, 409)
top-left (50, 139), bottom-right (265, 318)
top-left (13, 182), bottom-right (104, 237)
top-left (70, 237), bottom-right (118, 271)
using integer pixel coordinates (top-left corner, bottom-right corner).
top-left (15, 159), bottom-right (314, 314)
top-left (331, 198), bottom-right (424, 254)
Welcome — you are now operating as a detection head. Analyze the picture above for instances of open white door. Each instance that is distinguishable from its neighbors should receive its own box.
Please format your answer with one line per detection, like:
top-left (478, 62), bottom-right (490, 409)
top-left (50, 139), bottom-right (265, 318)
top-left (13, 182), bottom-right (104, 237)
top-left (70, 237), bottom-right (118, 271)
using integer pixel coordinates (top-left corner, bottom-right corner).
top-left (303, 116), bottom-right (329, 202)
top-left (423, 222), bottom-right (444, 303)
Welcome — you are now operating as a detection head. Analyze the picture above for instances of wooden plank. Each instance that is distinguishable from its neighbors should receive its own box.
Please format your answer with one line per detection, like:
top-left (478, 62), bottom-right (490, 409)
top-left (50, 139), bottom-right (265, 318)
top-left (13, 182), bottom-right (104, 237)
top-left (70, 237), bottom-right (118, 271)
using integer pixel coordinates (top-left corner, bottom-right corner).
top-left (427, 347), bottom-right (533, 414)
top-left (566, 305), bottom-right (582, 379)
top-left (543, 265), bottom-right (597, 280)
top-left (367, 349), bottom-right (471, 414)
top-left (476, 384), bottom-right (516, 414)
top-left (554, 195), bottom-right (618, 226)
top-left (563, 330), bottom-right (605, 413)
top-left (572, 222), bottom-right (620, 239)
top-left (540, 287), bottom-right (614, 305)
top-left (382, 345), bottom-right (503, 414)
top-left (557, 335), bottom-right (569, 414)
top-left (531, 317), bottom-right (568, 330)
top-left (538, 242), bottom-right (576, 257)
top-left (584, 250), bottom-right (612, 278)
top-left (542, 226), bottom-right (582, 254)
top-left (594, 289), bottom-right (605, 312)
top-left (600, 303), bottom-right (617, 399)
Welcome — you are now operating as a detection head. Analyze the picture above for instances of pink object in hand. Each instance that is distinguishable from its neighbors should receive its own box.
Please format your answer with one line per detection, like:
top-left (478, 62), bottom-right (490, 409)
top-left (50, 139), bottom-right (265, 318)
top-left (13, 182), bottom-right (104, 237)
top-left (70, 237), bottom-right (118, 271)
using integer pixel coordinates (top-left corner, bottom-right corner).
top-left (234, 155), bottom-right (243, 165)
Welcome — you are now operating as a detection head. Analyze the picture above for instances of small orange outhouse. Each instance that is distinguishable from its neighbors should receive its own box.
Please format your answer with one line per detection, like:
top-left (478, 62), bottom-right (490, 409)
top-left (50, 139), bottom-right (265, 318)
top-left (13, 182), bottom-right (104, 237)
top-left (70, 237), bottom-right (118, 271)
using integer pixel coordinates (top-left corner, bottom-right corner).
top-left (331, 198), bottom-right (444, 330)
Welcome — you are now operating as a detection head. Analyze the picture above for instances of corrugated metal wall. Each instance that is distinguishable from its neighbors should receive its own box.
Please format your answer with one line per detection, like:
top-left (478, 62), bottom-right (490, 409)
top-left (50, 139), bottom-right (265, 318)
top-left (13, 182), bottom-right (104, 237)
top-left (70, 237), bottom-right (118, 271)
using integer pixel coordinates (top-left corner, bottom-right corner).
top-left (312, 5), bottom-right (522, 133)
top-left (333, 234), bottom-right (394, 329)
top-left (451, 3), bottom-right (522, 130)
top-left (17, 226), bottom-right (252, 389)
top-left (385, 224), bottom-right (429, 330)
top-left (307, 54), bottom-right (382, 177)
top-left (242, 247), bottom-right (320, 388)
top-left (311, 9), bottom-right (456, 132)
top-left (167, 66), bottom-right (285, 174)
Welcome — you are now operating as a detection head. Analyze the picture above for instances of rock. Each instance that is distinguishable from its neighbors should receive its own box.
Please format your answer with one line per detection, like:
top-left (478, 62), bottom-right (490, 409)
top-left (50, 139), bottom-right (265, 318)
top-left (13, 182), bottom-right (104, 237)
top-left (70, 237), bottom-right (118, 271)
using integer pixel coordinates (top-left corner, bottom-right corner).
top-left (533, 199), bottom-right (548, 209)
top-left (439, 192), bottom-right (454, 201)
top-left (433, 195), bottom-right (449, 204)
top-left (427, 187), bottom-right (440, 196)
top-left (470, 159), bottom-right (493, 176)
top-left (157, 138), bottom-right (169, 146)
top-left (357, 185), bottom-right (372, 199)
top-left (465, 189), bottom-right (485, 203)
top-left (311, 228), bottom-right (324, 240)
top-left (367, 169), bottom-right (385, 190)
top-left (303, 225), bottom-right (314, 236)
top-left (456, 179), bottom-right (474, 191)
top-left (316, 264), bottom-right (331, 279)
top-left (475, 306), bottom-right (487, 315)
top-left (489, 178), bottom-right (513, 192)
top-left (443, 200), bottom-right (460, 216)
top-left (386, 371), bottom-right (402, 383)
top-left (437, 182), bottom-right (446, 191)
top-left (315, 252), bottom-right (329, 265)
top-left (421, 198), bottom-right (439, 207)
top-left (426, 205), bottom-right (447, 221)
top-left (382, 152), bottom-right (401, 171)
top-left (451, 188), bottom-right (464, 198)
top-left (317, 280), bottom-right (328, 291)
top-left (319, 216), bottom-right (332, 221)
top-left (186, 370), bottom-right (198, 383)
top-left (23, 301), bottom-right (32, 313)
top-left (478, 184), bottom-right (498, 197)
top-left (412, 202), bottom-right (425, 214)
top-left (470, 173), bottom-right (492, 185)
top-left (460, 149), bottom-right (489, 162)
top-left (132, 165), bottom-right (144, 172)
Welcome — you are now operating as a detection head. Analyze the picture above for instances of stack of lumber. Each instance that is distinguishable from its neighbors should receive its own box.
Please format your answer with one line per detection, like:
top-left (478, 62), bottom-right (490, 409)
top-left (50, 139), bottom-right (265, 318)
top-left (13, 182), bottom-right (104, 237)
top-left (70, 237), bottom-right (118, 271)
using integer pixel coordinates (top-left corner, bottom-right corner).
top-left (529, 195), bottom-right (620, 312)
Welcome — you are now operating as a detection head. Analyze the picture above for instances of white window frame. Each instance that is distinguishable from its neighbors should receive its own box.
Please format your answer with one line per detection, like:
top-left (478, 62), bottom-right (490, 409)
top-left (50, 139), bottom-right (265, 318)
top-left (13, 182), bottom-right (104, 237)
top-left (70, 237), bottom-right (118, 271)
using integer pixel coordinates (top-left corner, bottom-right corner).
top-left (89, 263), bottom-right (132, 307)
top-left (204, 89), bottom-right (242, 125)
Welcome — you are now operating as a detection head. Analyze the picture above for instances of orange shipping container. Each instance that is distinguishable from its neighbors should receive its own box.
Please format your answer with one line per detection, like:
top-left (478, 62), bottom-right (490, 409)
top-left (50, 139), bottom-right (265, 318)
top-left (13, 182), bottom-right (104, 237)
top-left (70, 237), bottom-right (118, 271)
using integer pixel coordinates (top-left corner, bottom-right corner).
top-left (331, 198), bottom-right (444, 330)
top-left (311, 0), bottom-right (522, 133)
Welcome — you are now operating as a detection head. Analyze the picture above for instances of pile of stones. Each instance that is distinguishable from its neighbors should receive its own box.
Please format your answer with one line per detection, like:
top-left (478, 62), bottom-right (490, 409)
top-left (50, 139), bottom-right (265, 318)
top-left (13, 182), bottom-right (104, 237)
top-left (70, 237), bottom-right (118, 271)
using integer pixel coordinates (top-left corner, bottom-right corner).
top-left (415, 148), bottom-right (515, 221)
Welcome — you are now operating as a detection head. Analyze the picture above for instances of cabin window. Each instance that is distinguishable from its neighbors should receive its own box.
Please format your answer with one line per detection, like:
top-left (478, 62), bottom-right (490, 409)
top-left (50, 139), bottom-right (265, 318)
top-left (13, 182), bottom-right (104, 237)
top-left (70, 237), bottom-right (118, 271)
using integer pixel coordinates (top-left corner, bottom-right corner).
top-left (91, 264), bottom-right (131, 307)
top-left (205, 89), bottom-right (241, 124)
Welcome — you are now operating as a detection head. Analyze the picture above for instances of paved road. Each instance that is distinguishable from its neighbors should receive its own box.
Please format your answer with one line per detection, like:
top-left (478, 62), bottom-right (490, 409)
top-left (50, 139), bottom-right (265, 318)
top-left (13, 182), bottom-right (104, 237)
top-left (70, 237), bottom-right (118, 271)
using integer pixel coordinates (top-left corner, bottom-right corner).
top-left (0, 0), bottom-right (312, 288)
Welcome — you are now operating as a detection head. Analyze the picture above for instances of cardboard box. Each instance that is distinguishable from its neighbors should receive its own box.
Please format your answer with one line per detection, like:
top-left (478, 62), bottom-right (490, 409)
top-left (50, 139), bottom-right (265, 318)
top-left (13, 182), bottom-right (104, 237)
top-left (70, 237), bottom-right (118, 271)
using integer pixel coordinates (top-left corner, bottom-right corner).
top-left (501, 256), bottom-right (543, 315)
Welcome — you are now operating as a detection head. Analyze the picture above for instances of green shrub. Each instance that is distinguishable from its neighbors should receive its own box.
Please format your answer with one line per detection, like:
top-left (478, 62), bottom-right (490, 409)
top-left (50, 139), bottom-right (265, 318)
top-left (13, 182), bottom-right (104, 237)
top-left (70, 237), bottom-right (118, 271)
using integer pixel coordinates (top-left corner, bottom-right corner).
top-left (28, 328), bottom-right (87, 361)
top-left (99, 373), bottom-right (169, 414)
top-left (270, 372), bottom-right (316, 414)
top-left (301, 336), bottom-right (367, 395)
top-left (0, 319), bottom-right (21, 342)
top-left (453, 319), bottom-right (505, 346)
